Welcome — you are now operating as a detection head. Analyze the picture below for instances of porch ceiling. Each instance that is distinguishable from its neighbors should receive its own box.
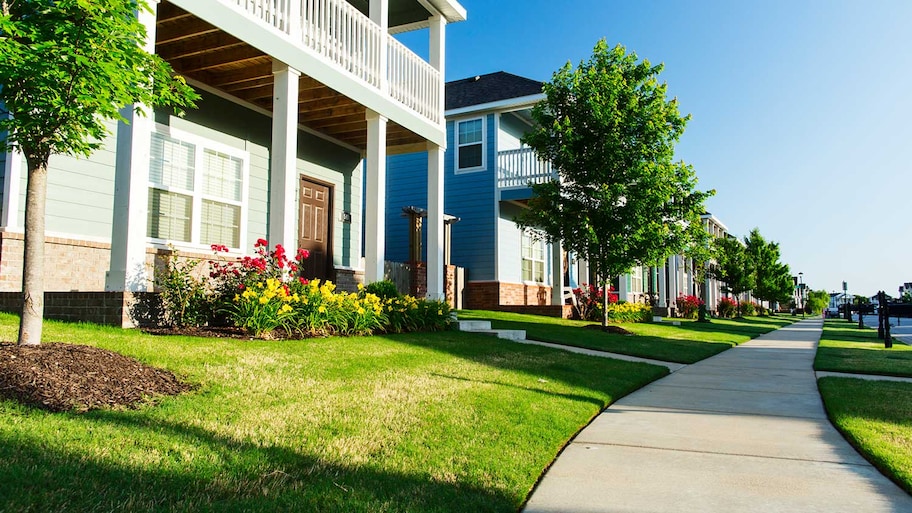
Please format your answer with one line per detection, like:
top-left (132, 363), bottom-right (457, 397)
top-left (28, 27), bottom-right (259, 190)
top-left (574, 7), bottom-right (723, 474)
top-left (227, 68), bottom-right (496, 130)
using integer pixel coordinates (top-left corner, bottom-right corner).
top-left (157, 2), bottom-right (426, 153)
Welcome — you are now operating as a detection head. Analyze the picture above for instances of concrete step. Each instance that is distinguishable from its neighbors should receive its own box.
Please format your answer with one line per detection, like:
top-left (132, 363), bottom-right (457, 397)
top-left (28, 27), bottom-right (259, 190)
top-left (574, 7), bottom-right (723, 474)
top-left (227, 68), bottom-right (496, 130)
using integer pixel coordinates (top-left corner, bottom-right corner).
top-left (473, 329), bottom-right (527, 341)
top-left (456, 320), bottom-right (492, 331)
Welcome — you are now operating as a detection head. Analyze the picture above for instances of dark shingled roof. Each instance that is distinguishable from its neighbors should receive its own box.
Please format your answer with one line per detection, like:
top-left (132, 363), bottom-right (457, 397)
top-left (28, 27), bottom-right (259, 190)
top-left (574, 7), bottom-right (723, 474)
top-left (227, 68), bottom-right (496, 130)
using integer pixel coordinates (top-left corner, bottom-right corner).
top-left (445, 71), bottom-right (543, 111)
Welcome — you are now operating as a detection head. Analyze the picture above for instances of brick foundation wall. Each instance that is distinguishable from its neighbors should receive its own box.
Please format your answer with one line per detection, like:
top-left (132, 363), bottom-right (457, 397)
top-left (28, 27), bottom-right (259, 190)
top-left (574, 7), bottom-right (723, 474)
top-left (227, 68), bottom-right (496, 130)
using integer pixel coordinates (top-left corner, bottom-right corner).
top-left (334, 268), bottom-right (365, 293)
top-left (494, 304), bottom-right (574, 319)
top-left (464, 281), bottom-right (554, 309)
top-left (0, 232), bottom-right (113, 291)
top-left (0, 291), bottom-right (160, 328)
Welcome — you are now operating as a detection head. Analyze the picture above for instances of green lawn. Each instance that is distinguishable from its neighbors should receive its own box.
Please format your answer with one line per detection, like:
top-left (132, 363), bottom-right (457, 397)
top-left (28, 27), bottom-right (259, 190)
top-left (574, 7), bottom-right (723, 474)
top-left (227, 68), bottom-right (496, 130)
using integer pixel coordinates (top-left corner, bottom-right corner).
top-left (0, 313), bottom-right (667, 512)
top-left (458, 310), bottom-right (795, 364)
top-left (818, 377), bottom-right (912, 495)
top-left (814, 318), bottom-right (912, 377)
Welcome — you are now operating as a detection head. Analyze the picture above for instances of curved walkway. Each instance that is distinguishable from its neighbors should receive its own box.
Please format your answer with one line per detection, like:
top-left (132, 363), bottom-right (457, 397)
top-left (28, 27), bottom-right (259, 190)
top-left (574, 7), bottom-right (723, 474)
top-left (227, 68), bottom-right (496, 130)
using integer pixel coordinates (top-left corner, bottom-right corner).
top-left (523, 318), bottom-right (912, 512)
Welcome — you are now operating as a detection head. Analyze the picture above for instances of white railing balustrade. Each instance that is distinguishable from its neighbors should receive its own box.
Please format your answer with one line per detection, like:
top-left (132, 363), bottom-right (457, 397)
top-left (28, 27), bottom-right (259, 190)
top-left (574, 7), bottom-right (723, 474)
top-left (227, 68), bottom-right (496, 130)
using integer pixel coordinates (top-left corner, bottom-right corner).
top-left (229, 0), bottom-right (440, 124)
top-left (497, 148), bottom-right (557, 189)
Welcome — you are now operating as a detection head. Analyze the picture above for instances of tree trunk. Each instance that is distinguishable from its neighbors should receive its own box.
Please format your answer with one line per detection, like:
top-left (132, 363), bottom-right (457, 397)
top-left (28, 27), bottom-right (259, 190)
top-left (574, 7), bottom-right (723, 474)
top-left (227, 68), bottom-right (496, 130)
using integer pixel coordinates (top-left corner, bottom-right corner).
top-left (18, 156), bottom-right (48, 345)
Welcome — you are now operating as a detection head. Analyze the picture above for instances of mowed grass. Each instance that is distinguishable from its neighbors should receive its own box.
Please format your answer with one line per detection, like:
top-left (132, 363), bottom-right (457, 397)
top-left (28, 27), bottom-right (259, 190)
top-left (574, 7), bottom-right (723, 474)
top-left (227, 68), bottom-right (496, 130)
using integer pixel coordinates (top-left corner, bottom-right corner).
top-left (458, 310), bottom-right (795, 364)
top-left (818, 377), bottom-right (912, 495)
top-left (0, 313), bottom-right (667, 512)
top-left (815, 318), bottom-right (912, 377)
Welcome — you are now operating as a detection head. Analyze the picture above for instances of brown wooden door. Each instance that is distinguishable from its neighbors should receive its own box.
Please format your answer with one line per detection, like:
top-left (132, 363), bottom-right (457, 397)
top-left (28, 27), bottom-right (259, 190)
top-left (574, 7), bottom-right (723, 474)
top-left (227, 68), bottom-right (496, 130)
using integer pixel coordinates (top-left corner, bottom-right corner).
top-left (298, 177), bottom-right (331, 281)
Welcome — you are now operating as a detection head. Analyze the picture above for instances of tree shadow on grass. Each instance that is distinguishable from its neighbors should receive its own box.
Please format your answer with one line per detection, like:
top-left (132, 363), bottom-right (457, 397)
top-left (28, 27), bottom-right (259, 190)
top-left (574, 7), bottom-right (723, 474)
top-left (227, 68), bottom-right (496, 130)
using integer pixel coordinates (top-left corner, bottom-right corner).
top-left (0, 407), bottom-right (516, 513)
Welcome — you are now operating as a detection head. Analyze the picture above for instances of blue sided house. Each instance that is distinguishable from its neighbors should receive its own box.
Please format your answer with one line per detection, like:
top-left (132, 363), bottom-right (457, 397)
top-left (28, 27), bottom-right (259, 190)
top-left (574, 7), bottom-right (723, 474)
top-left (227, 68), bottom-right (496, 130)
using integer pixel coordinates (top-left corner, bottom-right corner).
top-left (385, 72), bottom-right (577, 311)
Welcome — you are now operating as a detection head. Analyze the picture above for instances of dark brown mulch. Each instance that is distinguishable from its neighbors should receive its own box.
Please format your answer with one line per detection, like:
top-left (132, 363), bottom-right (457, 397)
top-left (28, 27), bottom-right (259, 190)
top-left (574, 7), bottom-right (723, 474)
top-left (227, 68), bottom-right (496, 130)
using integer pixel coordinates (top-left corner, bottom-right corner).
top-left (142, 325), bottom-right (252, 339)
top-left (582, 324), bottom-right (635, 336)
top-left (0, 342), bottom-right (195, 413)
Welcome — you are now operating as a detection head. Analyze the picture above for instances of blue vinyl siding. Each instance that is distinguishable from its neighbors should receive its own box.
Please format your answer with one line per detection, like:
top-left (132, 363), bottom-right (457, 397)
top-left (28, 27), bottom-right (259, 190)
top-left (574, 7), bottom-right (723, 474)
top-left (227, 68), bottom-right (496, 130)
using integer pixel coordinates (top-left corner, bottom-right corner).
top-left (384, 114), bottom-right (497, 280)
top-left (384, 151), bottom-right (429, 263)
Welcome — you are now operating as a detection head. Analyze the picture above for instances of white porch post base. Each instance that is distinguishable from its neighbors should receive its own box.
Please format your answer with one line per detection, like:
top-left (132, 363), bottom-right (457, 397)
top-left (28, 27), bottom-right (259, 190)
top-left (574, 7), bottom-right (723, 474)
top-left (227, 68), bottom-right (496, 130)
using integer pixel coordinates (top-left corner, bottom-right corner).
top-left (364, 111), bottom-right (387, 284)
top-left (657, 259), bottom-right (668, 308)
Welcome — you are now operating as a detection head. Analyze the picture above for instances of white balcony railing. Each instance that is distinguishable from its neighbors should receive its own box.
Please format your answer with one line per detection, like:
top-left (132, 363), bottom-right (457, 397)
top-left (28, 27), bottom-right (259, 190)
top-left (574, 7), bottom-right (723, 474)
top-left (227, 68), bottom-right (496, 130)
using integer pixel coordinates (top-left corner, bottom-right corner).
top-left (497, 148), bottom-right (557, 189)
top-left (232, 0), bottom-right (441, 124)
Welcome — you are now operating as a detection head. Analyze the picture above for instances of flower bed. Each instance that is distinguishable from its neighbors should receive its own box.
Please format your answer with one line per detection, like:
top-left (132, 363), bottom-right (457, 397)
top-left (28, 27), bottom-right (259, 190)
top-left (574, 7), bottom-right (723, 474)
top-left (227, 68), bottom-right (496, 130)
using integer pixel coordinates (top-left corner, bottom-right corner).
top-left (156, 240), bottom-right (451, 337)
top-left (571, 284), bottom-right (650, 323)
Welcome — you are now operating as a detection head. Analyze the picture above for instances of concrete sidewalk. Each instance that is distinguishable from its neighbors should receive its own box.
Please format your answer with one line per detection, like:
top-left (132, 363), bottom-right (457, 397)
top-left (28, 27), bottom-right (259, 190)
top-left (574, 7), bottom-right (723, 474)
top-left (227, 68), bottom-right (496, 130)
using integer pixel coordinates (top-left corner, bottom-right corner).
top-left (523, 318), bottom-right (912, 512)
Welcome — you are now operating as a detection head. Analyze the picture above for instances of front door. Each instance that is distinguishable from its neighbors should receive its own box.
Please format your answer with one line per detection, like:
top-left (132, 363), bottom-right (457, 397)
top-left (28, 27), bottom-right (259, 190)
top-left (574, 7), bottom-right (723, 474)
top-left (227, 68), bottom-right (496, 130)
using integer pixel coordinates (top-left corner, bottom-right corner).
top-left (298, 177), bottom-right (332, 281)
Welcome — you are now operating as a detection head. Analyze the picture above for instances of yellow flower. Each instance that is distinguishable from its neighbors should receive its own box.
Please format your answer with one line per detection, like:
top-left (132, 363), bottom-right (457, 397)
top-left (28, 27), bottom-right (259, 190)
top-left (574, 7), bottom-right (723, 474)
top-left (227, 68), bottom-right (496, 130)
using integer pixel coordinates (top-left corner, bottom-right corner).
top-left (280, 304), bottom-right (292, 313)
top-left (258, 296), bottom-right (269, 304)
top-left (318, 305), bottom-right (327, 314)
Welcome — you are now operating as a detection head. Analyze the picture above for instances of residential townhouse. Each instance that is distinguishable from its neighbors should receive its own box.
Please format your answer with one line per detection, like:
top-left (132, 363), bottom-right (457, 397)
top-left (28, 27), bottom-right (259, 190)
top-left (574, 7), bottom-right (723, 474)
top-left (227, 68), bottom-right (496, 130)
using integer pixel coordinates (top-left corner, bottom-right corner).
top-left (0, 0), bottom-right (465, 325)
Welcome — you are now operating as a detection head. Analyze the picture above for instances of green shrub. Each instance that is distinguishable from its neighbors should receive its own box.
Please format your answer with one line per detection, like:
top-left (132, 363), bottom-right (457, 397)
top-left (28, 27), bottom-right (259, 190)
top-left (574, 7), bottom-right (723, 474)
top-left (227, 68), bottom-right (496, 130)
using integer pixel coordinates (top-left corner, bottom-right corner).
top-left (156, 248), bottom-right (210, 327)
top-left (363, 280), bottom-right (400, 300)
top-left (717, 297), bottom-right (736, 318)
top-left (740, 301), bottom-right (757, 316)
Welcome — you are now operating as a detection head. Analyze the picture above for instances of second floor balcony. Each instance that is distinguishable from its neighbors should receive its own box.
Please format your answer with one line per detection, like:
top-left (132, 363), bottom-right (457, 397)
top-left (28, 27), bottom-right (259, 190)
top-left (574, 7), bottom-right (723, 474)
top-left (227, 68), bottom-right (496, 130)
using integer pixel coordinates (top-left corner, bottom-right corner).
top-left (162, 0), bottom-right (465, 151)
top-left (497, 147), bottom-right (557, 197)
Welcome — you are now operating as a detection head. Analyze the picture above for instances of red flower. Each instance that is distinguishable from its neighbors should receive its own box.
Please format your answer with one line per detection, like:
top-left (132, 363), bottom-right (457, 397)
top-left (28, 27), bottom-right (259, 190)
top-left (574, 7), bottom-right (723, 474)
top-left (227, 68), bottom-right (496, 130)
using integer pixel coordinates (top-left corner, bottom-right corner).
top-left (255, 238), bottom-right (268, 248)
top-left (238, 284), bottom-right (245, 290)
top-left (298, 277), bottom-right (309, 285)
top-left (210, 244), bottom-right (229, 253)
top-left (296, 248), bottom-right (310, 261)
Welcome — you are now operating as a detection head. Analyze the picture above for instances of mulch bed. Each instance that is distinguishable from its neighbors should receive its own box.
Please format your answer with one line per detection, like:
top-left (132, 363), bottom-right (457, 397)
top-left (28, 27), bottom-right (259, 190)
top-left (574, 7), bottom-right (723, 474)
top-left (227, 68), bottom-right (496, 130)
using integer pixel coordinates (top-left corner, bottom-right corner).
top-left (0, 342), bottom-right (194, 413)
top-left (142, 325), bottom-right (252, 339)
top-left (582, 324), bottom-right (635, 336)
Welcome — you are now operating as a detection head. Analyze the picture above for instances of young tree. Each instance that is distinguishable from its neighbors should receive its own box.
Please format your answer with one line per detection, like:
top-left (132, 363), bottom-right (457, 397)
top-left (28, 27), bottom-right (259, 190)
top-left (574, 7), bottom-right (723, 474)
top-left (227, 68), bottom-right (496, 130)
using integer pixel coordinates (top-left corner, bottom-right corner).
top-left (807, 290), bottom-right (830, 315)
top-left (710, 236), bottom-right (755, 317)
top-left (0, 0), bottom-right (198, 345)
top-left (745, 228), bottom-right (793, 312)
top-left (516, 40), bottom-right (712, 326)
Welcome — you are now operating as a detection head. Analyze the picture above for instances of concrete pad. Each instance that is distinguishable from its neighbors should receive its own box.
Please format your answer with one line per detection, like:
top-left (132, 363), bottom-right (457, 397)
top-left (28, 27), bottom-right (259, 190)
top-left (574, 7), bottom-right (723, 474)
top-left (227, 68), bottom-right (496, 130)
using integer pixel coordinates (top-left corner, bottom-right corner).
top-left (575, 405), bottom-right (868, 465)
top-left (651, 369), bottom-right (818, 394)
top-left (616, 384), bottom-right (828, 419)
top-left (523, 444), bottom-right (912, 513)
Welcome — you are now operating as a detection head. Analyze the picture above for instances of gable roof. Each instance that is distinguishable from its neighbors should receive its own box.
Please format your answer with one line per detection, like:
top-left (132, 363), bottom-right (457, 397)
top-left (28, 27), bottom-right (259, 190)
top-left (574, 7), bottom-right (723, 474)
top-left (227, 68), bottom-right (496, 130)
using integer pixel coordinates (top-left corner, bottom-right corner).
top-left (445, 71), bottom-right (543, 111)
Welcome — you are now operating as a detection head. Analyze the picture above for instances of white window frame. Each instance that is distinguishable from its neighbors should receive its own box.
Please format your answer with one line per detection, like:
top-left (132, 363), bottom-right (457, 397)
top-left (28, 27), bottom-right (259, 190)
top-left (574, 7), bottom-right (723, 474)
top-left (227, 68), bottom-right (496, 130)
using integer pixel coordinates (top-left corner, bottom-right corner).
top-left (454, 116), bottom-right (486, 173)
top-left (521, 229), bottom-right (546, 284)
top-left (630, 266), bottom-right (644, 294)
top-left (147, 123), bottom-right (250, 253)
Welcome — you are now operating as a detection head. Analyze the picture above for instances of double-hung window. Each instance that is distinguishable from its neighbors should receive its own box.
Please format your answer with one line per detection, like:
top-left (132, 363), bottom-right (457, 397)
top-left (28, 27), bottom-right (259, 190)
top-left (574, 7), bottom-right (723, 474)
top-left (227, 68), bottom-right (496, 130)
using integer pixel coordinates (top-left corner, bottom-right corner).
top-left (456, 117), bottom-right (484, 172)
top-left (147, 126), bottom-right (248, 250)
top-left (521, 230), bottom-right (545, 283)
top-left (630, 266), bottom-right (645, 294)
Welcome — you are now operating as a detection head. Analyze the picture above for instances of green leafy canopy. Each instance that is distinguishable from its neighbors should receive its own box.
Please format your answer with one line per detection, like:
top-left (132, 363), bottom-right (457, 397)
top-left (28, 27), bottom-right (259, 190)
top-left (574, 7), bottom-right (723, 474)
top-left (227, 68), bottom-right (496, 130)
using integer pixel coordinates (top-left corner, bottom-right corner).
top-left (0, 0), bottom-right (199, 163)
top-left (516, 40), bottom-right (713, 283)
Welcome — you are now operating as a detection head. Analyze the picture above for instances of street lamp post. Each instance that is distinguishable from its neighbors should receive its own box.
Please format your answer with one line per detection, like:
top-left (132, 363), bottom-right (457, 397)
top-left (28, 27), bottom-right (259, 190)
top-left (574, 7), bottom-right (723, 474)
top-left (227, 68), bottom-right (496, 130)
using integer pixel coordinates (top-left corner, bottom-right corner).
top-left (798, 272), bottom-right (805, 318)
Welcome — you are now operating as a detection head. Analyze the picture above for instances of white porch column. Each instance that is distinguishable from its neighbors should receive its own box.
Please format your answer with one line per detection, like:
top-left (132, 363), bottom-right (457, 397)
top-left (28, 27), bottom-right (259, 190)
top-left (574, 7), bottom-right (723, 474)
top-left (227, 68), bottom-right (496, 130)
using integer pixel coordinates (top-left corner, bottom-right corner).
top-left (106, 3), bottom-right (158, 291)
top-left (1, 143), bottom-right (21, 229)
top-left (427, 143), bottom-right (444, 299)
top-left (364, 110), bottom-right (387, 283)
top-left (370, 0), bottom-right (389, 93)
top-left (657, 260), bottom-right (667, 308)
top-left (667, 255), bottom-right (678, 307)
top-left (268, 61), bottom-right (300, 251)
top-left (618, 272), bottom-right (629, 303)
top-left (551, 240), bottom-right (563, 305)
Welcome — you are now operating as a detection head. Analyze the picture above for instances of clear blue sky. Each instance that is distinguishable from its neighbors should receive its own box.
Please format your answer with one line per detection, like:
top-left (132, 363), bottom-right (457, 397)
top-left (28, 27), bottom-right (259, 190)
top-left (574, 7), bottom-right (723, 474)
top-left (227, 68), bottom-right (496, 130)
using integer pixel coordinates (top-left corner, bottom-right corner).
top-left (401, 0), bottom-right (912, 297)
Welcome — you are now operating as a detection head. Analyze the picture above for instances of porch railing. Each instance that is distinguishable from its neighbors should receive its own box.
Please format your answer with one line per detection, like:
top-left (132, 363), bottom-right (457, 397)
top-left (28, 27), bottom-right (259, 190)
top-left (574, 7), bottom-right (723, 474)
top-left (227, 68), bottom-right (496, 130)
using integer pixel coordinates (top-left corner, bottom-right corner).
top-left (497, 148), bottom-right (557, 189)
top-left (231, 0), bottom-right (440, 124)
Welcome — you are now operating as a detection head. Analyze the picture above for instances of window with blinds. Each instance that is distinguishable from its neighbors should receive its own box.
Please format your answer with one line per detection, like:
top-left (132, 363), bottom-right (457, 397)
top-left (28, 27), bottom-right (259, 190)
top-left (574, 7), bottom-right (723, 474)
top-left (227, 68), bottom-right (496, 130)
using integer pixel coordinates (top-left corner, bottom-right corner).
top-left (521, 230), bottom-right (545, 283)
top-left (147, 126), bottom-right (248, 249)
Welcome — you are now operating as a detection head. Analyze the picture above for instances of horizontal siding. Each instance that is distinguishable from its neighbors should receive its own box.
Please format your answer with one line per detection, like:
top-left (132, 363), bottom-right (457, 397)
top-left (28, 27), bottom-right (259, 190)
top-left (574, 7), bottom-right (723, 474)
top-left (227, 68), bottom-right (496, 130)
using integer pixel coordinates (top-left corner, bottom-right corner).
top-left (19, 119), bottom-right (120, 239)
top-left (447, 114), bottom-right (497, 281)
top-left (384, 151), bottom-right (429, 263)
